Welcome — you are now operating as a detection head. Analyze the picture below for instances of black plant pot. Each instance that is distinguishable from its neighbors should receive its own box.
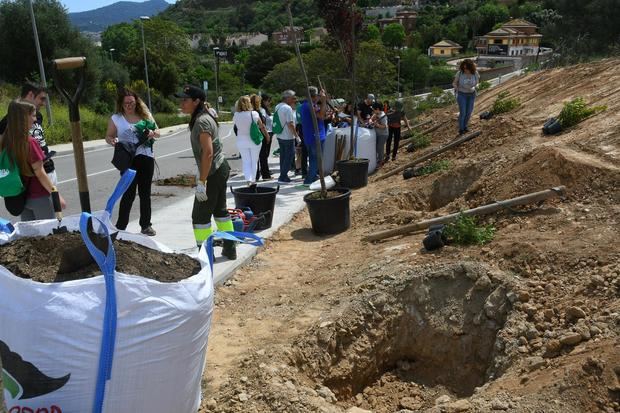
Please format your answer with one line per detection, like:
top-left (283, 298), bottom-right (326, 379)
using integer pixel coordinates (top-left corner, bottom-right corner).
top-left (230, 185), bottom-right (279, 230)
top-left (303, 187), bottom-right (351, 235)
top-left (336, 159), bottom-right (369, 189)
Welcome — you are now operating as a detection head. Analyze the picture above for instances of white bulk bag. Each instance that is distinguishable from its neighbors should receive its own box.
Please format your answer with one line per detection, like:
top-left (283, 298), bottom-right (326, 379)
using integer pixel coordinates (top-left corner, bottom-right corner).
top-left (1, 199), bottom-right (213, 412)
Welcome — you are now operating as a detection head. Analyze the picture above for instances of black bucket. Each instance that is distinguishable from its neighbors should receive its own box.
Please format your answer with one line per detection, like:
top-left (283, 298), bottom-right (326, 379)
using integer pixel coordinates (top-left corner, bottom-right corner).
top-left (303, 187), bottom-right (351, 235)
top-left (230, 185), bottom-right (279, 230)
top-left (336, 159), bottom-right (369, 189)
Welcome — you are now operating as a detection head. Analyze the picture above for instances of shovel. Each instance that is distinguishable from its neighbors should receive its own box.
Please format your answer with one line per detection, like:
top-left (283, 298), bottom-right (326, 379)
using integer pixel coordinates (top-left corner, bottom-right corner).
top-left (52, 56), bottom-right (91, 213)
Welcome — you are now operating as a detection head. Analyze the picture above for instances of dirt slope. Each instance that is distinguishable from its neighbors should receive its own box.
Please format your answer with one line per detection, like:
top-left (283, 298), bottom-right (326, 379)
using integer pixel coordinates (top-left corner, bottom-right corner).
top-left (199, 58), bottom-right (620, 413)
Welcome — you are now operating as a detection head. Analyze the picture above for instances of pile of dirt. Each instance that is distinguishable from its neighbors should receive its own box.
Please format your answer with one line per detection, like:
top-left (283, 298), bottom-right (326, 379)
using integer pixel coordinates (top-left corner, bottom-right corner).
top-left (0, 232), bottom-right (201, 283)
top-left (156, 173), bottom-right (196, 187)
top-left (195, 59), bottom-right (619, 413)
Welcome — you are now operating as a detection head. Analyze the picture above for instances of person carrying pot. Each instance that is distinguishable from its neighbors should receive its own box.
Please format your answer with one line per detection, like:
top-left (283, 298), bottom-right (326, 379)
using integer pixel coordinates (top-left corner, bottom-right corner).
top-left (105, 88), bottom-right (159, 236)
top-left (176, 85), bottom-right (236, 260)
top-left (453, 58), bottom-right (480, 135)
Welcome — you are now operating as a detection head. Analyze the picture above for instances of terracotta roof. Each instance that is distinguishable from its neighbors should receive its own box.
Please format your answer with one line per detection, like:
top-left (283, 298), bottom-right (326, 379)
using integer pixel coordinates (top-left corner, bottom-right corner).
top-left (431, 40), bottom-right (462, 48)
top-left (503, 18), bottom-right (538, 28)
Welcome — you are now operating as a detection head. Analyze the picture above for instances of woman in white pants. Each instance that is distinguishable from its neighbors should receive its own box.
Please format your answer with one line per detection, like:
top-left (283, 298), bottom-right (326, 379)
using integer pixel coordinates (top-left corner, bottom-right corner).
top-left (233, 95), bottom-right (268, 187)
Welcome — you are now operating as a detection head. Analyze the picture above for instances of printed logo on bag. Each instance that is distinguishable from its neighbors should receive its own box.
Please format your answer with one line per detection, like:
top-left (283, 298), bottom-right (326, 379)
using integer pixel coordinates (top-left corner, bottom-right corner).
top-left (1, 340), bottom-right (69, 411)
top-left (0, 168), bottom-right (10, 179)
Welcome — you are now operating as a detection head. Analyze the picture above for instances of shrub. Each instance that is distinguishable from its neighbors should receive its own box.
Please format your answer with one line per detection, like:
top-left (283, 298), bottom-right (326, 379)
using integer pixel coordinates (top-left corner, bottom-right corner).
top-left (490, 91), bottom-right (520, 115)
top-left (476, 80), bottom-right (491, 92)
top-left (557, 97), bottom-right (607, 128)
top-left (410, 132), bottom-right (431, 149)
top-left (154, 113), bottom-right (190, 129)
top-left (415, 160), bottom-right (450, 176)
top-left (443, 214), bottom-right (495, 245)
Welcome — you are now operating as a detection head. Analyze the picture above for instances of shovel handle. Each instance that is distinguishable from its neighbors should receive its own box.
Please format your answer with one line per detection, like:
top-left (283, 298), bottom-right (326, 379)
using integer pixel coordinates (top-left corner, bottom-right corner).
top-left (54, 57), bottom-right (86, 71)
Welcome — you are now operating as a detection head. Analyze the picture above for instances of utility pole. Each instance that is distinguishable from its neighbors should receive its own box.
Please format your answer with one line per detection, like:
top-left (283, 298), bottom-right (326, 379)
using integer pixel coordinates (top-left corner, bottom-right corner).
top-left (139, 16), bottom-right (152, 112)
top-left (28, 0), bottom-right (53, 126)
top-left (213, 47), bottom-right (221, 113)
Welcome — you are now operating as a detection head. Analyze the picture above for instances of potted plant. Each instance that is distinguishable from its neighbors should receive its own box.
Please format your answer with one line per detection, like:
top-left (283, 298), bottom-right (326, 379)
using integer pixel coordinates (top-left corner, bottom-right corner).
top-left (286, 1), bottom-right (352, 235)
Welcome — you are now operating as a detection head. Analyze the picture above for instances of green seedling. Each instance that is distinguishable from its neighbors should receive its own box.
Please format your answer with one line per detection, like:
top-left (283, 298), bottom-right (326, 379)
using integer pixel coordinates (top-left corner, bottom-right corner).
top-left (416, 160), bottom-right (450, 176)
top-left (558, 97), bottom-right (607, 128)
top-left (490, 91), bottom-right (520, 115)
top-left (444, 213), bottom-right (495, 245)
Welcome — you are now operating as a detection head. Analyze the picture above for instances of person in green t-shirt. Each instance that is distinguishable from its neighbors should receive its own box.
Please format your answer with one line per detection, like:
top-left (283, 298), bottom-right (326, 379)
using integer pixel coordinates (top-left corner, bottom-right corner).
top-left (175, 85), bottom-right (236, 259)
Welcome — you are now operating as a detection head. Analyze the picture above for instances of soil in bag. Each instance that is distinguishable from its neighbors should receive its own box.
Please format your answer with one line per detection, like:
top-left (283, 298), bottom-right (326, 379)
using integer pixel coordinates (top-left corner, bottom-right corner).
top-left (0, 232), bottom-right (201, 283)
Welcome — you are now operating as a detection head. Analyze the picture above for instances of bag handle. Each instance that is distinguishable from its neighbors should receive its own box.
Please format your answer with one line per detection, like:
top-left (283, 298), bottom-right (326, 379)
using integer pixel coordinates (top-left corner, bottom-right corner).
top-left (79, 213), bottom-right (118, 413)
top-left (0, 217), bottom-right (14, 234)
top-left (105, 169), bottom-right (136, 215)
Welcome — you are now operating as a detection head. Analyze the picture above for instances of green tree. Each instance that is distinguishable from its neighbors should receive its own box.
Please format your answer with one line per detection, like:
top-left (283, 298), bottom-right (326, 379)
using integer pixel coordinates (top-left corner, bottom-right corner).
top-left (101, 23), bottom-right (139, 61)
top-left (244, 42), bottom-right (294, 87)
top-left (382, 23), bottom-right (406, 49)
top-left (478, 2), bottom-right (510, 36)
top-left (0, 0), bottom-right (86, 83)
top-left (362, 24), bottom-right (381, 42)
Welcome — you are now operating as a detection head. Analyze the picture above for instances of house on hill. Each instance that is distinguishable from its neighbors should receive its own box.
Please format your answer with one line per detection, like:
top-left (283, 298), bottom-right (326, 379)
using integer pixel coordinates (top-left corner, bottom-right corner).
top-left (378, 10), bottom-right (417, 33)
top-left (272, 26), bottom-right (305, 45)
top-left (476, 19), bottom-right (542, 57)
top-left (428, 40), bottom-right (462, 58)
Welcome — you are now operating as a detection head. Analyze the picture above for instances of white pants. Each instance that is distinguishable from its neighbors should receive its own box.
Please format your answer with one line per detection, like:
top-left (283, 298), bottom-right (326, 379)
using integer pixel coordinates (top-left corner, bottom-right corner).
top-left (238, 144), bottom-right (261, 184)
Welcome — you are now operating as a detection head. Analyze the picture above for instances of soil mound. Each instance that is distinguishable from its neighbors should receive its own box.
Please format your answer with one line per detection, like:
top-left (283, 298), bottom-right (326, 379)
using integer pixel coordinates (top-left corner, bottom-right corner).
top-left (0, 232), bottom-right (201, 283)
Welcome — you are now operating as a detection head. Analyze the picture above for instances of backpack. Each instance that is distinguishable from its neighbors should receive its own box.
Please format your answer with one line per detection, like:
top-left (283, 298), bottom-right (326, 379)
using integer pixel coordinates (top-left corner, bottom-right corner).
top-left (0, 149), bottom-right (24, 197)
top-left (272, 106), bottom-right (284, 134)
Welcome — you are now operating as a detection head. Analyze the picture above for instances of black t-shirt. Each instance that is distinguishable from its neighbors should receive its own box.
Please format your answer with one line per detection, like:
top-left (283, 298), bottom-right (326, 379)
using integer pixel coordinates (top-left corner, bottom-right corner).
top-left (357, 102), bottom-right (373, 120)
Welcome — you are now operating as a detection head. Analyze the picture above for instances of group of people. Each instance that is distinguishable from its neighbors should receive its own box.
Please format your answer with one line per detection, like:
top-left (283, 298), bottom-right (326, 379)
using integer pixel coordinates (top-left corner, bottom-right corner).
top-left (1, 58), bottom-right (480, 260)
top-left (0, 84), bottom-right (65, 221)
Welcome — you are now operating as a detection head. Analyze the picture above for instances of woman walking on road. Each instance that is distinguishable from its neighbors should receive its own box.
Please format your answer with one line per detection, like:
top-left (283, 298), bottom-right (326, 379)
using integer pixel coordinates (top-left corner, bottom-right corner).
top-left (105, 88), bottom-right (159, 235)
top-left (256, 93), bottom-right (273, 181)
top-left (0, 99), bottom-right (66, 220)
top-left (176, 85), bottom-right (236, 259)
top-left (453, 58), bottom-right (480, 135)
top-left (233, 95), bottom-right (268, 187)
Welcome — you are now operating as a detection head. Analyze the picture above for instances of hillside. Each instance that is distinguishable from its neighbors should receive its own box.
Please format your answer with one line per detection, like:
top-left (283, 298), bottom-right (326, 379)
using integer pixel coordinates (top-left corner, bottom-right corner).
top-left (196, 59), bottom-right (619, 412)
top-left (69, 0), bottom-right (171, 32)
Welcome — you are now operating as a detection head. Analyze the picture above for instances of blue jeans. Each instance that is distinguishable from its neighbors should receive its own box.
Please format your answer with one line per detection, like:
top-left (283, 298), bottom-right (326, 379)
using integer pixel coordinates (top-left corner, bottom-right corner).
top-left (304, 140), bottom-right (324, 185)
top-left (277, 138), bottom-right (295, 181)
top-left (457, 92), bottom-right (476, 133)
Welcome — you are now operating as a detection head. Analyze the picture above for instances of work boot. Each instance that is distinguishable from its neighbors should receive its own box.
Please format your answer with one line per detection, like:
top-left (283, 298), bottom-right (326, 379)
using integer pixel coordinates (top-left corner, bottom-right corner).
top-left (222, 240), bottom-right (237, 260)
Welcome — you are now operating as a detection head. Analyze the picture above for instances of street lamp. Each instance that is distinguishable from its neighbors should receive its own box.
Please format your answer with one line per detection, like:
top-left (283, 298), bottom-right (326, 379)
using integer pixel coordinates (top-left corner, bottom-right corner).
top-left (396, 55), bottom-right (401, 98)
top-left (109, 48), bottom-right (115, 62)
top-left (28, 0), bottom-right (53, 125)
top-left (213, 46), bottom-right (220, 113)
top-left (139, 16), bottom-right (152, 112)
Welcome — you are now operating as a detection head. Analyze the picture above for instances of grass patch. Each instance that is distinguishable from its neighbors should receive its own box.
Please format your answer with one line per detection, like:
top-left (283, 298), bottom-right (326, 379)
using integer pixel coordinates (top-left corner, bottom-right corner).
top-left (557, 97), bottom-right (607, 128)
top-left (490, 91), bottom-right (520, 115)
top-left (444, 213), bottom-right (495, 245)
top-left (416, 160), bottom-right (450, 176)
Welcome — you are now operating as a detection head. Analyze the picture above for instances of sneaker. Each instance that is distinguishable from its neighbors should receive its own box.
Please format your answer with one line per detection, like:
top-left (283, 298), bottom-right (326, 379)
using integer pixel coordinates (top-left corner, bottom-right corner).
top-left (141, 226), bottom-right (156, 236)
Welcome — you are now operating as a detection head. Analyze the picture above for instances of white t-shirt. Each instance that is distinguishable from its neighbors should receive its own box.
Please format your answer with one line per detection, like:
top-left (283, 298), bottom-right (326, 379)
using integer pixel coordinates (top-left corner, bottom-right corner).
top-left (260, 107), bottom-right (273, 132)
top-left (273, 102), bottom-right (296, 140)
top-left (233, 110), bottom-right (261, 148)
top-left (111, 113), bottom-right (153, 158)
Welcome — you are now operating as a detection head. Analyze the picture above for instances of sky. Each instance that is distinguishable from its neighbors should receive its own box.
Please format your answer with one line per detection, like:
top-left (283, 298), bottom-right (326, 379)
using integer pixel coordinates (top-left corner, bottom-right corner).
top-left (62, 0), bottom-right (176, 13)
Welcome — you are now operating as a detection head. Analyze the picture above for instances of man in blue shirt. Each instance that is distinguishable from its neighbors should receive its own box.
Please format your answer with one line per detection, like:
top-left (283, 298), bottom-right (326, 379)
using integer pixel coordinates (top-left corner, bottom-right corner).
top-left (299, 86), bottom-right (327, 185)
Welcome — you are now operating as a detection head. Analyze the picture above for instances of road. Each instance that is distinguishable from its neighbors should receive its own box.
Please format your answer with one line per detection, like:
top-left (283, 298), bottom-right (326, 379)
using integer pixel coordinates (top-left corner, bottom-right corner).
top-left (0, 123), bottom-right (248, 224)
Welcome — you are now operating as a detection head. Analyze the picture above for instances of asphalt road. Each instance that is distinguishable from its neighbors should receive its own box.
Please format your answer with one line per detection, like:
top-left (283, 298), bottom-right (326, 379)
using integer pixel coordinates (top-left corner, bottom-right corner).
top-left (0, 123), bottom-right (248, 224)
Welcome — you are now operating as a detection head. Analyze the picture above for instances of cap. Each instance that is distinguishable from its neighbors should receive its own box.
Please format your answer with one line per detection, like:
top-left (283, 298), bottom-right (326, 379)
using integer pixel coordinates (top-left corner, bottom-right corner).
top-left (174, 85), bottom-right (206, 100)
top-left (367, 94), bottom-right (375, 101)
top-left (282, 89), bottom-right (296, 99)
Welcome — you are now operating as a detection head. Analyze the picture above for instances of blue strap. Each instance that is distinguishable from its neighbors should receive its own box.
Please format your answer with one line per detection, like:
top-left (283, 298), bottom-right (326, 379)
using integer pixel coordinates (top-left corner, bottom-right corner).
top-left (205, 231), bottom-right (263, 274)
top-left (105, 169), bottom-right (136, 215)
top-left (0, 217), bottom-right (14, 234)
top-left (79, 213), bottom-right (117, 413)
